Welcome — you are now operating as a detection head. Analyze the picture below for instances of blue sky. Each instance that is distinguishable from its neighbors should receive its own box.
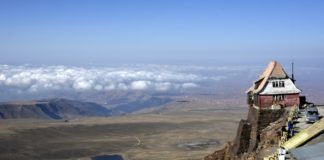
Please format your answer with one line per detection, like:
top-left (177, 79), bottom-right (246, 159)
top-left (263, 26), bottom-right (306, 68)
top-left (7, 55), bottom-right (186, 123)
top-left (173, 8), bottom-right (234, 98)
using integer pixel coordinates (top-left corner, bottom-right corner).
top-left (1, 0), bottom-right (324, 66)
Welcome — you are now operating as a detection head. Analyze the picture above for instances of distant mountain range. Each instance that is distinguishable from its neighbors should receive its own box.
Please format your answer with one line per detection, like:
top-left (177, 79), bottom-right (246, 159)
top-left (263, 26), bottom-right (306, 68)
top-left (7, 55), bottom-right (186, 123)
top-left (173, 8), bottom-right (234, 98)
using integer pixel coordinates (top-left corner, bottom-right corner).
top-left (0, 98), bottom-right (112, 119)
top-left (108, 94), bottom-right (173, 115)
top-left (0, 95), bottom-right (173, 119)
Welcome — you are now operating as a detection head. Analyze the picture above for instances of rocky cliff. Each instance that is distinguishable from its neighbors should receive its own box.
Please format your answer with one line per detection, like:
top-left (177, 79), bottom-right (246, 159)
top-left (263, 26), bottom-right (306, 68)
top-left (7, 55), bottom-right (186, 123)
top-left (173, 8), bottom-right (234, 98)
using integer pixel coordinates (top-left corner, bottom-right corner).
top-left (204, 106), bottom-right (288, 160)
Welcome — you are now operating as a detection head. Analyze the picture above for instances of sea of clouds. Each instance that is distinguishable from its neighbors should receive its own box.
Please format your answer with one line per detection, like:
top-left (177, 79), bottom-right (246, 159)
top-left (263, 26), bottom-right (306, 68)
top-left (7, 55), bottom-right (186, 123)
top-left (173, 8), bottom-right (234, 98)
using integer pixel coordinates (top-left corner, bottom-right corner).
top-left (0, 64), bottom-right (265, 101)
top-left (0, 64), bottom-right (238, 93)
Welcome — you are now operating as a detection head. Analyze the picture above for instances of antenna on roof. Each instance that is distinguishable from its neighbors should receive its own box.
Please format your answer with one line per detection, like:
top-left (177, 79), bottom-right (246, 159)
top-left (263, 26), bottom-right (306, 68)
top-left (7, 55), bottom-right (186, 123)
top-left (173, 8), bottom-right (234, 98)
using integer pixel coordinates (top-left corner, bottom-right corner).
top-left (291, 60), bottom-right (296, 83)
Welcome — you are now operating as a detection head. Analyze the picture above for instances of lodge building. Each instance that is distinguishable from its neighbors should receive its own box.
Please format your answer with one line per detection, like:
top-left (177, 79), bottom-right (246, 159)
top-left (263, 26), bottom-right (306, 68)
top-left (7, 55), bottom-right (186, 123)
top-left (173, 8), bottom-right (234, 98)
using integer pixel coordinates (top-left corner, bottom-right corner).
top-left (246, 61), bottom-right (301, 108)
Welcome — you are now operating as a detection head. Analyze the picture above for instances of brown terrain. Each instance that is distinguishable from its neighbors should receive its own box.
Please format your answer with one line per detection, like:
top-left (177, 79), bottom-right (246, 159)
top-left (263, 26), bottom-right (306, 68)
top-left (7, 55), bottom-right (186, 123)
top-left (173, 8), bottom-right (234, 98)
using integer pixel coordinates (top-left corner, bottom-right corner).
top-left (0, 96), bottom-right (247, 160)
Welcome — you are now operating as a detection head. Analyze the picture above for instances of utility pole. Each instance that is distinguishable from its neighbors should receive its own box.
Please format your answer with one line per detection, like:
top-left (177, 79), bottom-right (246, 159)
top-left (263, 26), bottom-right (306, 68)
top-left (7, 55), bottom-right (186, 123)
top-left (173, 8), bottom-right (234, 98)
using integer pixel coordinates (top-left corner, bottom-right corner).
top-left (291, 61), bottom-right (296, 83)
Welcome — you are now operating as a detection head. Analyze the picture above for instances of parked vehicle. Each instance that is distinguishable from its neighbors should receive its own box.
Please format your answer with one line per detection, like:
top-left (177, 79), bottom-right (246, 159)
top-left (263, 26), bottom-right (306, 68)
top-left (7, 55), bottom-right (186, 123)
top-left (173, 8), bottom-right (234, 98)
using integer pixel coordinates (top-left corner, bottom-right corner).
top-left (307, 103), bottom-right (316, 108)
top-left (305, 106), bottom-right (319, 123)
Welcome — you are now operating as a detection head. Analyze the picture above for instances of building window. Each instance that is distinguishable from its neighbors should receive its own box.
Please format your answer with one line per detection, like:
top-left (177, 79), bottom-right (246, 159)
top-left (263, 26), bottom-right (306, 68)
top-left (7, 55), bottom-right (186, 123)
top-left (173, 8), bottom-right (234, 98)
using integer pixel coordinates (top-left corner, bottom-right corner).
top-left (272, 81), bottom-right (276, 87)
top-left (272, 81), bottom-right (285, 88)
top-left (279, 81), bottom-right (285, 87)
top-left (273, 95), bottom-right (284, 101)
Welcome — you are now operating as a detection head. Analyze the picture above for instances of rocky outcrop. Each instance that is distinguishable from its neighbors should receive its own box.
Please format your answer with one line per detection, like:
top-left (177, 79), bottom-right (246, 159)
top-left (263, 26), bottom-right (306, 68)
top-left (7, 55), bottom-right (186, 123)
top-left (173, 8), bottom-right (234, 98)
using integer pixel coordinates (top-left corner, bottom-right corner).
top-left (204, 106), bottom-right (288, 160)
top-left (232, 120), bottom-right (252, 156)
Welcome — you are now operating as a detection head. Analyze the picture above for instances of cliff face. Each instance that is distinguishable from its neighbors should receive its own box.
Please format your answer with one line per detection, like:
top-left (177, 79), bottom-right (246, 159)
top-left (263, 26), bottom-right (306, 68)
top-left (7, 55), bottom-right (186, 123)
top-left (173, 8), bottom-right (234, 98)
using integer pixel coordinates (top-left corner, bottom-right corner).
top-left (0, 98), bottom-right (112, 119)
top-left (204, 106), bottom-right (287, 160)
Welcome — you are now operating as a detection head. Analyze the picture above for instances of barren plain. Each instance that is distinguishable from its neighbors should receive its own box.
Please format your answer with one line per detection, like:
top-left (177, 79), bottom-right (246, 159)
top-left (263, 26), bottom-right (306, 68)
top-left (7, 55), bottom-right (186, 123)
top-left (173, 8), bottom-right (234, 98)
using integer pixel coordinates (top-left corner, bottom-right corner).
top-left (0, 96), bottom-right (247, 160)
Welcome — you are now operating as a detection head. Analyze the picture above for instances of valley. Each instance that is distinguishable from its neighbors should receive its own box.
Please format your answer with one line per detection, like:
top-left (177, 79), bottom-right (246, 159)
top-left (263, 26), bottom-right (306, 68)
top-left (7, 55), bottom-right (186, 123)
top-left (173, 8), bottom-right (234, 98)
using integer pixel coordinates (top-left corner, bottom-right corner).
top-left (0, 96), bottom-right (247, 160)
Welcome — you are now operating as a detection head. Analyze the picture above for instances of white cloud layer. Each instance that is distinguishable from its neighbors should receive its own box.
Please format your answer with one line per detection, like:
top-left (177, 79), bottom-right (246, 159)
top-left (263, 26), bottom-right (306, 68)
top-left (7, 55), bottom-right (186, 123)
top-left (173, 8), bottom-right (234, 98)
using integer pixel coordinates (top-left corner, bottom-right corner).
top-left (0, 64), bottom-right (219, 94)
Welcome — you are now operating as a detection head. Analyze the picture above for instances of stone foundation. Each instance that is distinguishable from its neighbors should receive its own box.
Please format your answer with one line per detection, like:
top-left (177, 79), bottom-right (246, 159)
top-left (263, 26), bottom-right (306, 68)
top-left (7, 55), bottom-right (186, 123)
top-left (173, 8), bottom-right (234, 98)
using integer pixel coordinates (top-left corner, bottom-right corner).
top-left (204, 106), bottom-right (288, 160)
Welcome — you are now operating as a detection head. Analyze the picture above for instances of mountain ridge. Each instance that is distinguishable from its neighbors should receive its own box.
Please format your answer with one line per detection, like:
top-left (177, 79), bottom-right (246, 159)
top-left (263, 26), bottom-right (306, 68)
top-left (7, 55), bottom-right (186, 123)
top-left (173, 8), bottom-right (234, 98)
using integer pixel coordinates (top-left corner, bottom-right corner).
top-left (0, 98), bottom-right (112, 119)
